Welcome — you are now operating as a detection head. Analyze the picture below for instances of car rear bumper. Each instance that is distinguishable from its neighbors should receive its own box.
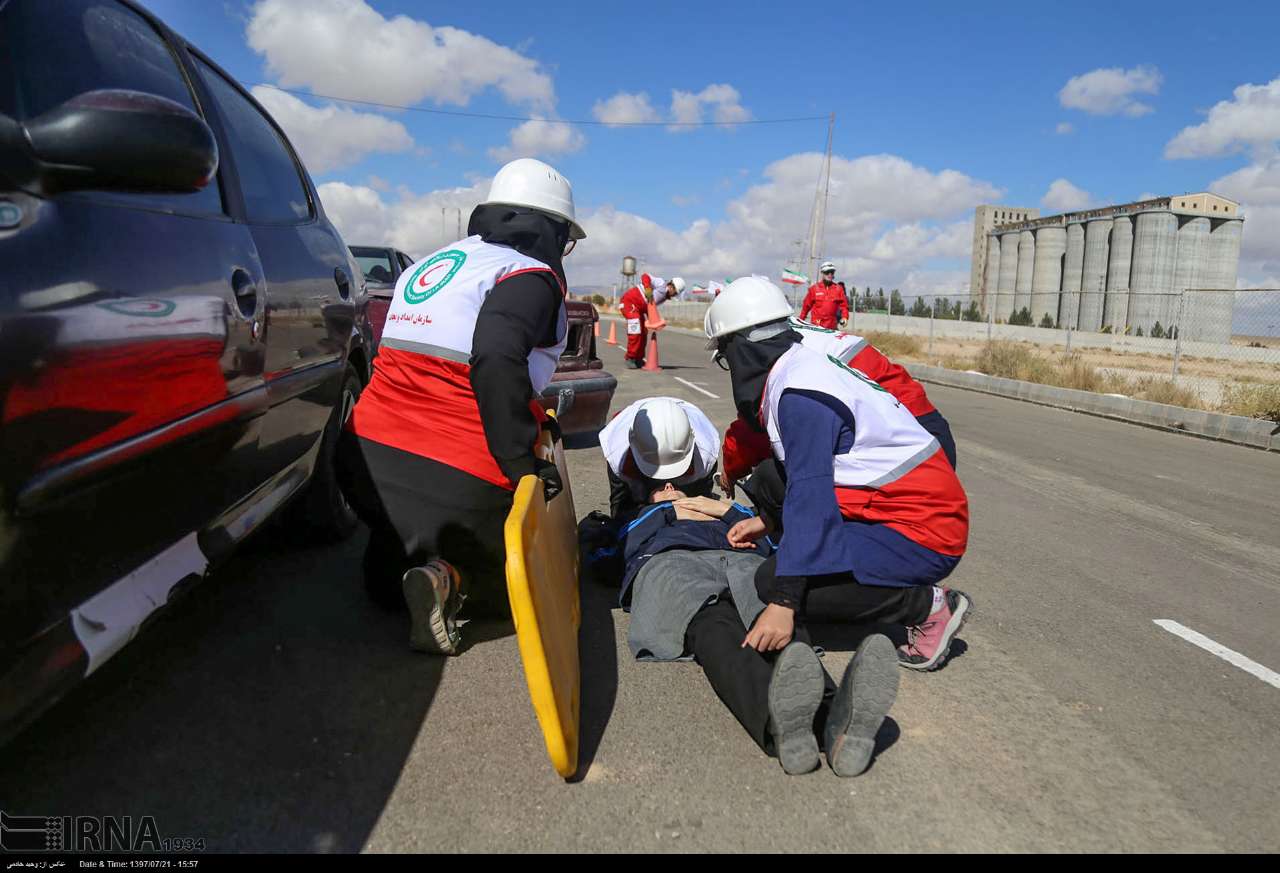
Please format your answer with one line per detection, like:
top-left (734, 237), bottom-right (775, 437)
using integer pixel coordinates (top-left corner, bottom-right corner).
top-left (539, 371), bottom-right (617, 435)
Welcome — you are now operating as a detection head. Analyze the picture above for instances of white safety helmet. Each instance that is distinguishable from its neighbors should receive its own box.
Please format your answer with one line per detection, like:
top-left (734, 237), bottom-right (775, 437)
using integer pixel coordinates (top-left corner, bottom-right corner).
top-left (820, 261), bottom-right (836, 273)
top-left (703, 275), bottom-right (793, 348)
top-left (629, 398), bottom-right (696, 480)
top-left (483, 158), bottom-right (586, 240)
top-left (668, 277), bottom-right (686, 295)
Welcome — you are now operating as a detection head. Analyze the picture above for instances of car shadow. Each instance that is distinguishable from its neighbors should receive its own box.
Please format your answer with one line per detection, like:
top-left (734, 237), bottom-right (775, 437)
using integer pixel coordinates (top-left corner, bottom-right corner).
top-left (0, 530), bottom-right (444, 853)
top-left (563, 430), bottom-right (602, 451)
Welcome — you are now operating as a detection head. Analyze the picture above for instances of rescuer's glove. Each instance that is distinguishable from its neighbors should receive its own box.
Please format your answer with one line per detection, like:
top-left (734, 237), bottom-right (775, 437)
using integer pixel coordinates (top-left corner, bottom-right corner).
top-left (534, 459), bottom-right (563, 502)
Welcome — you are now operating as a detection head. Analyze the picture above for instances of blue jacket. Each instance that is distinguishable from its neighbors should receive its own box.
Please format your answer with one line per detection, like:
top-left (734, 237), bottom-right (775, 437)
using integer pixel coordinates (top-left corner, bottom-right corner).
top-left (618, 501), bottom-right (772, 607)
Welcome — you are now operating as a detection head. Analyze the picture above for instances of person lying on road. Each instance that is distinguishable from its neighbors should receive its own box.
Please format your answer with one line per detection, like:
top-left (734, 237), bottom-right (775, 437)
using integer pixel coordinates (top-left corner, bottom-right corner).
top-left (587, 490), bottom-right (899, 777)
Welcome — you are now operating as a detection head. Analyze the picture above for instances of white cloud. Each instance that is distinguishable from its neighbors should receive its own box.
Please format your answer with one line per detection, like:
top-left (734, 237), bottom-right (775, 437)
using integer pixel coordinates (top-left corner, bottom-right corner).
top-left (319, 178), bottom-right (489, 253)
top-left (592, 84), bottom-right (753, 132)
top-left (487, 118), bottom-right (586, 162)
top-left (247, 0), bottom-right (554, 109)
top-left (1210, 157), bottom-right (1280, 283)
top-left (1059, 65), bottom-right (1162, 117)
top-left (592, 92), bottom-right (661, 126)
top-left (669, 84), bottom-right (751, 131)
top-left (320, 151), bottom-right (1000, 295)
top-left (250, 87), bottom-right (413, 174)
top-left (1040, 178), bottom-right (1095, 212)
top-left (1056, 122), bottom-right (1075, 135)
top-left (1164, 76), bottom-right (1280, 160)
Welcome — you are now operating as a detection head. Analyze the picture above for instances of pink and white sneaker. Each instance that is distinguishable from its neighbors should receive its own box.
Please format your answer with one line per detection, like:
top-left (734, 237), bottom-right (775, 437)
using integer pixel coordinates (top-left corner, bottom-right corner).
top-left (898, 588), bottom-right (973, 672)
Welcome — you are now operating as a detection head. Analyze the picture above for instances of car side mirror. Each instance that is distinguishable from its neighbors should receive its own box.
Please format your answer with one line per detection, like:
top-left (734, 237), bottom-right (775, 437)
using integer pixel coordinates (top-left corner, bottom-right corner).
top-left (0, 89), bottom-right (218, 196)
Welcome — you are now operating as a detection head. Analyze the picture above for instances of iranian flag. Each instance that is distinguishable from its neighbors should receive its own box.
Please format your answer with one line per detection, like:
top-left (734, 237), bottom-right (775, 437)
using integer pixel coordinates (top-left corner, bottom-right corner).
top-left (781, 269), bottom-right (807, 286)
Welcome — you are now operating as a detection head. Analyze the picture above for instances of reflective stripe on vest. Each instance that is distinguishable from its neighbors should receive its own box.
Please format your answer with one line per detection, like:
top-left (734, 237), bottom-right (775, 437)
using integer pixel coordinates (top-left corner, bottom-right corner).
top-left (383, 235), bottom-right (567, 391)
top-left (761, 345), bottom-right (934, 489)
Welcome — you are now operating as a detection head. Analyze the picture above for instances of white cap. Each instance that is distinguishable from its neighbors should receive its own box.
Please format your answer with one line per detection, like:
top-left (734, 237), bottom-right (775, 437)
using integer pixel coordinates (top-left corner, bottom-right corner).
top-left (669, 277), bottom-right (686, 294)
top-left (820, 261), bottom-right (836, 273)
top-left (483, 158), bottom-right (586, 239)
top-left (703, 275), bottom-right (793, 347)
top-left (629, 398), bottom-right (696, 480)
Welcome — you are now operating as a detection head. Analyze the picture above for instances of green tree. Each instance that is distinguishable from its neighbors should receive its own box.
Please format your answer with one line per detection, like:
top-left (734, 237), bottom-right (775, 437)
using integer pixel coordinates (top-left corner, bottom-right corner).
top-left (1136, 326), bottom-right (1144, 337)
top-left (964, 301), bottom-right (981, 321)
top-left (910, 297), bottom-right (930, 317)
top-left (1151, 321), bottom-right (1165, 339)
top-left (1039, 312), bottom-right (1055, 328)
top-left (890, 289), bottom-right (905, 315)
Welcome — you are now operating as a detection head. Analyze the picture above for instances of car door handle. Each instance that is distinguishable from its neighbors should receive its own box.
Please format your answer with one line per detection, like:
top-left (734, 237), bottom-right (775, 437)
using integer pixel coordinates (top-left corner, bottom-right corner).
top-left (231, 268), bottom-right (258, 319)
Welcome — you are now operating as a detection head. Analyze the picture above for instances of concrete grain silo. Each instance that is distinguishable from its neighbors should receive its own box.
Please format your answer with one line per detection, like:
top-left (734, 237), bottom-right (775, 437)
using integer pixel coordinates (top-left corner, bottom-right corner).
top-left (996, 231), bottom-right (1020, 320)
top-left (1129, 211), bottom-right (1179, 333)
top-left (983, 235), bottom-right (1001, 311)
top-left (1059, 223), bottom-right (1086, 329)
top-left (1015, 230), bottom-right (1035, 315)
top-left (1169, 216), bottom-right (1210, 332)
top-left (1078, 218), bottom-right (1112, 332)
top-left (975, 194), bottom-right (1241, 336)
top-left (1030, 226), bottom-right (1066, 327)
top-left (1104, 216), bottom-right (1133, 330)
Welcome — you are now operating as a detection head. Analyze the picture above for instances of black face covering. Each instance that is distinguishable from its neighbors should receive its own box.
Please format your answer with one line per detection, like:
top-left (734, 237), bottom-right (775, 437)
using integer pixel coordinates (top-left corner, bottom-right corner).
top-left (724, 329), bottom-right (801, 429)
top-left (467, 203), bottom-right (569, 288)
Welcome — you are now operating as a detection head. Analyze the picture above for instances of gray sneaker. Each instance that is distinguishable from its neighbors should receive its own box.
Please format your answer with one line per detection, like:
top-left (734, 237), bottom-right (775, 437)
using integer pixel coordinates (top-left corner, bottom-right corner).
top-left (766, 642), bottom-right (825, 775)
top-left (824, 634), bottom-right (899, 777)
top-left (403, 559), bottom-right (466, 655)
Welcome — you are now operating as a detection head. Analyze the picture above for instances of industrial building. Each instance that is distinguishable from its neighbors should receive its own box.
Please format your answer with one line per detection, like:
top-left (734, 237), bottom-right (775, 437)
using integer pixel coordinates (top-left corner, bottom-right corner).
top-left (969, 204), bottom-right (1040, 304)
top-left (973, 194), bottom-right (1243, 339)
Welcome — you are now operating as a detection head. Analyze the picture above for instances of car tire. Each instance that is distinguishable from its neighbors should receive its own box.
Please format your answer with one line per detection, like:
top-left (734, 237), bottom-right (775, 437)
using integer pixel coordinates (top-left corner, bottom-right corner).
top-left (290, 361), bottom-right (362, 541)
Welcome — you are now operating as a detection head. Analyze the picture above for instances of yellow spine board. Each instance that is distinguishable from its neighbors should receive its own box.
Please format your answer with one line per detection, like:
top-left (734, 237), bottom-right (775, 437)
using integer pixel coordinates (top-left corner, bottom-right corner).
top-left (503, 432), bottom-right (581, 779)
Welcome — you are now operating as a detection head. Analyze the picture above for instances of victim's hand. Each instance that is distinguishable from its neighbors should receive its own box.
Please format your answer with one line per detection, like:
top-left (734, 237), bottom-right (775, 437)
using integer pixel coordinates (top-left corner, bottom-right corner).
top-left (674, 496), bottom-right (731, 518)
top-left (726, 516), bottom-right (767, 549)
top-left (743, 603), bottom-right (795, 652)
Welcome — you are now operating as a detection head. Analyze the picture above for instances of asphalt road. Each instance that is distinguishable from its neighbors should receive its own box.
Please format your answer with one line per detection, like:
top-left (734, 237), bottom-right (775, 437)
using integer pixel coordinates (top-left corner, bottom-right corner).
top-left (2, 324), bottom-right (1278, 852)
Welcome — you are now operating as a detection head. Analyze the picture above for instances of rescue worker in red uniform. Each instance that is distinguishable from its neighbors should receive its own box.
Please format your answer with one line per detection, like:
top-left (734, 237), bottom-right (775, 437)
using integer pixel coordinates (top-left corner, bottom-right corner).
top-left (619, 273), bottom-right (658, 368)
top-left (705, 277), bottom-right (972, 674)
top-left (799, 262), bottom-right (849, 329)
top-left (337, 158), bottom-right (586, 656)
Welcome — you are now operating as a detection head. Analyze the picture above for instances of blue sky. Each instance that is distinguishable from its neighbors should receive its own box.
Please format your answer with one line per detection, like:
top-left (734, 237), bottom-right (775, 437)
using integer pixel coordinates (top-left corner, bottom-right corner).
top-left (146, 0), bottom-right (1280, 291)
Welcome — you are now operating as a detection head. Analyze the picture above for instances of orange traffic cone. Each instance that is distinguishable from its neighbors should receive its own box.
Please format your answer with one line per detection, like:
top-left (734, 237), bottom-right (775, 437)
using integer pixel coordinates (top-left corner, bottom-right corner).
top-left (642, 331), bottom-right (661, 371)
top-left (646, 302), bottom-right (668, 331)
top-left (606, 321), bottom-right (618, 345)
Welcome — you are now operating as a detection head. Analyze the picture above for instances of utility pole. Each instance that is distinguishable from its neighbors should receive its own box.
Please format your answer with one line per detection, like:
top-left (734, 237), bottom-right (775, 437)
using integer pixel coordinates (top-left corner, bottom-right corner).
top-left (804, 113), bottom-right (835, 287)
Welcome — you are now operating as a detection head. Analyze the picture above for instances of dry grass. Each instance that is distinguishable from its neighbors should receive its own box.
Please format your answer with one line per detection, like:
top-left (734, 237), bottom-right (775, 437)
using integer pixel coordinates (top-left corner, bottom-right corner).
top-left (946, 342), bottom-right (1211, 410)
top-left (1220, 382), bottom-right (1280, 422)
top-left (1128, 377), bottom-right (1206, 409)
top-left (862, 331), bottom-right (921, 358)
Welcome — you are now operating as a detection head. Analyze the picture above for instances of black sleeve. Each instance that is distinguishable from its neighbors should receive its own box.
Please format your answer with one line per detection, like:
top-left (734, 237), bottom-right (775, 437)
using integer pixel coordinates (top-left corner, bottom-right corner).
top-left (470, 273), bottom-right (562, 484)
top-left (608, 465), bottom-right (639, 519)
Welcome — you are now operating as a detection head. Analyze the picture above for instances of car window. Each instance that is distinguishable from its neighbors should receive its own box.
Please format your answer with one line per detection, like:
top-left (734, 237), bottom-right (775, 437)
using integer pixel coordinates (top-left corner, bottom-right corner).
top-left (397, 252), bottom-right (416, 271)
top-left (192, 56), bottom-right (311, 225)
top-left (0, 0), bottom-right (223, 215)
top-left (350, 249), bottom-right (395, 283)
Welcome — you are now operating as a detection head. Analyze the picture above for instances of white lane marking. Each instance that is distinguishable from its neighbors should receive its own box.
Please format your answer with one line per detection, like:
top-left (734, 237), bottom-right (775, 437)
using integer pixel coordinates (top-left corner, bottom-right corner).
top-left (674, 376), bottom-right (719, 399)
top-left (1153, 620), bottom-right (1280, 689)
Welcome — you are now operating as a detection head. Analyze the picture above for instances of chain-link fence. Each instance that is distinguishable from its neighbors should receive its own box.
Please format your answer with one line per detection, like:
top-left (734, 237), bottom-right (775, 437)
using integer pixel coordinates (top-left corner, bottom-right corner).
top-left (586, 288), bottom-right (1280, 422)
top-left (851, 289), bottom-right (1280, 422)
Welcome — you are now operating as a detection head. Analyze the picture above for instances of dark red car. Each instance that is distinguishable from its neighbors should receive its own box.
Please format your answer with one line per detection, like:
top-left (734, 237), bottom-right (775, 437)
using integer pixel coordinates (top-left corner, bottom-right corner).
top-left (352, 245), bottom-right (616, 436)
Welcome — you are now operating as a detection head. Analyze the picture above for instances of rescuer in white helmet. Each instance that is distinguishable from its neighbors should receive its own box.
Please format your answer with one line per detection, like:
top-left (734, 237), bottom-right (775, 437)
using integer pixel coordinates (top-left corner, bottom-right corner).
top-left (597, 396), bottom-right (720, 518)
top-left (704, 276), bottom-right (973, 673)
top-left (339, 158), bottom-right (586, 656)
top-left (660, 276), bottom-right (686, 303)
